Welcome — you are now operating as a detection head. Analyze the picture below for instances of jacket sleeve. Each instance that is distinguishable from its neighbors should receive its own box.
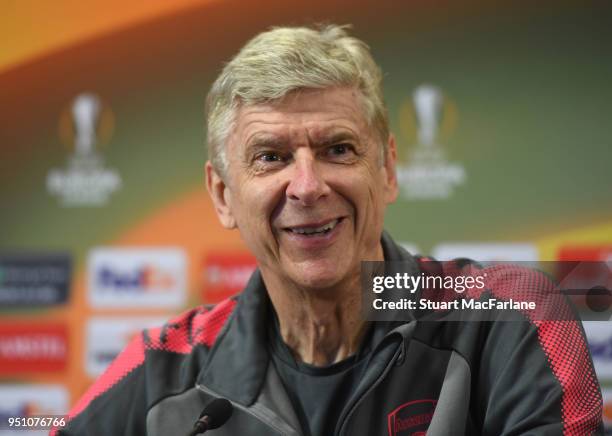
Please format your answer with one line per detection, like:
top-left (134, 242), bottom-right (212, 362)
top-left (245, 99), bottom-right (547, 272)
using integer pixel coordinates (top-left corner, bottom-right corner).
top-left (475, 266), bottom-right (603, 435)
top-left (52, 333), bottom-right (149, 436)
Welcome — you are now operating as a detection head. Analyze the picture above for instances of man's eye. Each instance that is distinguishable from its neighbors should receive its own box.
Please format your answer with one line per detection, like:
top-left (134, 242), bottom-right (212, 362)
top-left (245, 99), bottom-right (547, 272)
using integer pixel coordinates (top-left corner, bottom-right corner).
top-left (327, 143), bottom-right (354, 157)
top-left (258, 152), bottom-right (283, 162)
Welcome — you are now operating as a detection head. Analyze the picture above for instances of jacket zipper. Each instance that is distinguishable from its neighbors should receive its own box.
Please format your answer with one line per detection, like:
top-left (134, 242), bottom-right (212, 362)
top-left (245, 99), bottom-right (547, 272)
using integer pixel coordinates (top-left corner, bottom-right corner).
top-left (335, 335), bottom-right (404, 435)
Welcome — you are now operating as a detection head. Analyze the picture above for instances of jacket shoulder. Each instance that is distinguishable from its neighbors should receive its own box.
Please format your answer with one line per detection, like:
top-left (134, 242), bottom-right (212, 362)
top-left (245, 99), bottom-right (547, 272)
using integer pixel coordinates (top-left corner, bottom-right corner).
top-left (144, 297), bottom-right (238, 352)
top-left (413, 256), bottom-right (603, 434)
top-left (55, 297), bottom-right (238, 435)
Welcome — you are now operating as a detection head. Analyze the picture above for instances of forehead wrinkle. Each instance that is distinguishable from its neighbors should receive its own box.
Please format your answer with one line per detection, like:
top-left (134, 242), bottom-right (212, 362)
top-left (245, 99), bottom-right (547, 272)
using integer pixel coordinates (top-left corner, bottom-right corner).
top-left (245, 133), bottom-right (290, 151)
top-left (307, 128), bottom-right (359, 146)
top-left (232, 91), bottom-right (373, 155)
top-left (243, 125), bottom-right (309, 153)
top-left (239, 99), bottom-right (365, 133)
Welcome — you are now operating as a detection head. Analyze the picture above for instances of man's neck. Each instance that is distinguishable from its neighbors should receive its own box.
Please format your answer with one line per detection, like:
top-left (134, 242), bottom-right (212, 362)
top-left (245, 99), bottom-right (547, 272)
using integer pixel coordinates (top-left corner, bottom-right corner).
top-left (260, 241), bottom-right (386, 366)
top-left (261, 258), bottom-right (379, 366)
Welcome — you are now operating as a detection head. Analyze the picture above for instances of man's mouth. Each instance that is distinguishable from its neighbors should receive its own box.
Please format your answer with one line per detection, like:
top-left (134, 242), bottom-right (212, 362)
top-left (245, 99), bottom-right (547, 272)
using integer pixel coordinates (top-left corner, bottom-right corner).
top-left (284, 218), bottom-right (342, 236)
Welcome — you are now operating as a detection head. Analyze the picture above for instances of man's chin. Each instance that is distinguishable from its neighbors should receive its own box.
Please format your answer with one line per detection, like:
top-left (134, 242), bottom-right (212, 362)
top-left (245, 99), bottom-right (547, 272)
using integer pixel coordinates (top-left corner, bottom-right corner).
top-left (286, 262), bottom-right (350, 293)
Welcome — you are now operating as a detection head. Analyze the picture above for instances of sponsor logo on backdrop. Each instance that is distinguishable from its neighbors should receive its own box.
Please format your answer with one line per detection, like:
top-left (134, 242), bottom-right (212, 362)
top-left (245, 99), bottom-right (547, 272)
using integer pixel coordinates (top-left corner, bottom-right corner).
top-left (583, 321), bottom-right (612, 379)
top-left (203, 253), bottom-right (257, 303)
top-left (46, 92), bottom-right (122, 206)
top-left (603, 388), bottom-right (612, 432)
top-left (0, 384), bottom-right (69, 417)
top-left (558, 245), bottom-right (612, 262)
top-left (0, 253), bottom-right (71, 307)
top-left (556, 246), bottom-right (612, 317)
top-left (0, 324), bottom-right (68, 374)
top-left (431, 243), bottom-right (539, 264)
top-left (396, 84), bottom-right (466, 200)
top-left (88, 248), bottom-right (187, 309)
top-left (85, 317), bottom-right (167, 377)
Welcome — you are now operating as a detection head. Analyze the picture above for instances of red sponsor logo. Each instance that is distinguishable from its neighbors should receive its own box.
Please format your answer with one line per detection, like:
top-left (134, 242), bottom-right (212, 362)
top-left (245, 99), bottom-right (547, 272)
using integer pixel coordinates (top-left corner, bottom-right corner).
top-left (388, 399), bottom-right (437, 436)
top-left (202, 253), bottom-right (257, 304)
top-left (556, 245), bottom-right (612, 311)
top-left (604, 401), bottom-right (612, 423)
top-left (0, 324), bottom-right (68, 373)
top-left (558, 245), bottom-right (612, 262)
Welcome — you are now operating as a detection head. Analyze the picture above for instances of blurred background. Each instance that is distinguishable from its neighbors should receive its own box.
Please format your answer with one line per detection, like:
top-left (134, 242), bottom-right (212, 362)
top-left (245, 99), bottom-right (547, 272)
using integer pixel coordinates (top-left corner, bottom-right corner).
top-left (1, 0), bottom-right (611, 433)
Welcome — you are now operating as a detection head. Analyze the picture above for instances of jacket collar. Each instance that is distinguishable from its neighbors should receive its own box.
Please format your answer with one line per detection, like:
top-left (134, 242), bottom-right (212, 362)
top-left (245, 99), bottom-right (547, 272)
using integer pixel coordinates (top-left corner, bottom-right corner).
top-left (199, 268), bottom-right (271, 406)
top-left (198, 231), bottom-right (419, 406)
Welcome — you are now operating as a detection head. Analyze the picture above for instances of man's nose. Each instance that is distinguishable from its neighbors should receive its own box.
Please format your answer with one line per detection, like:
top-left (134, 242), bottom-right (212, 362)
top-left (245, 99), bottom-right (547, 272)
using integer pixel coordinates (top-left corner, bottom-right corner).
top-left (286, 150), bottom-right (331, 206)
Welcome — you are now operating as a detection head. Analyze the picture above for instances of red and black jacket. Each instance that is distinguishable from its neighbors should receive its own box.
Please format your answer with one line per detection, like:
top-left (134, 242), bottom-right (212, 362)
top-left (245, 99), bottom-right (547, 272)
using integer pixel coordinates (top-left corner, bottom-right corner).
top-left (55, 232), bottom-right (603, 435)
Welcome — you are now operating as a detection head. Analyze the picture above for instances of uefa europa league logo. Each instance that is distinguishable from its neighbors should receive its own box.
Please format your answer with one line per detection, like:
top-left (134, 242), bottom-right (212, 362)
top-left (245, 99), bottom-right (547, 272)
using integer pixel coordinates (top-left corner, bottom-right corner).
top-left (395, 84), bottom-right (466, 200)
top-left (46, 92), bottom-right (121, 206)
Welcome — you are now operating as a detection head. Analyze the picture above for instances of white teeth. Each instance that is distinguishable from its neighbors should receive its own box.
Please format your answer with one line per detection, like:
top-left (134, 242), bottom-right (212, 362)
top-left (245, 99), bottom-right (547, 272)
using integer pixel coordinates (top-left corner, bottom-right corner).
top-left (291, 219), bottom-right (339, 235)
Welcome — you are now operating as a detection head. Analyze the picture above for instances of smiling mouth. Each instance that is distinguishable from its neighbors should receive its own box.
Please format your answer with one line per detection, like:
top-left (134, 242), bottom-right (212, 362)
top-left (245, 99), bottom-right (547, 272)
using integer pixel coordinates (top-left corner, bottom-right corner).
top-left (284, 218), bottom-right (343, 236)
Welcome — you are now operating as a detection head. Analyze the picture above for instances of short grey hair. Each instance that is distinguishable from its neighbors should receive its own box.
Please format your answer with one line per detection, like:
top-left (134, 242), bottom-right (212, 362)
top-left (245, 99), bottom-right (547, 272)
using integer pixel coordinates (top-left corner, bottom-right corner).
top-left (205, 24), bottom-right (389, 175)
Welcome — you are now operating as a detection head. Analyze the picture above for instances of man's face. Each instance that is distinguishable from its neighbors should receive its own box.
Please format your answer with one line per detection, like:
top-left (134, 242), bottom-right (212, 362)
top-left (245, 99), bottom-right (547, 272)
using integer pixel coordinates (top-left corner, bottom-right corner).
top-left (207, 87), bottom-right (398, 291)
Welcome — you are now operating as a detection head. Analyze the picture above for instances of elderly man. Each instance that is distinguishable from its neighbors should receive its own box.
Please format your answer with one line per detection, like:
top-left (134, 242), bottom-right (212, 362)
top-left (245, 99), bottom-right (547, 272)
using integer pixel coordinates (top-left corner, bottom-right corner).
top-left (58, 25), bottom-right (602, 435)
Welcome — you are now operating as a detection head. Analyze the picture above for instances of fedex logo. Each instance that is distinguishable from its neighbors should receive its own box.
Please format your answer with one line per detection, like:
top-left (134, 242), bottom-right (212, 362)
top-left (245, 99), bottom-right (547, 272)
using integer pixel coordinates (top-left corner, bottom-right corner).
top-left (88, 248), bottom-right (186, 309)
top-left (97, 265), bottom-right (176, 292)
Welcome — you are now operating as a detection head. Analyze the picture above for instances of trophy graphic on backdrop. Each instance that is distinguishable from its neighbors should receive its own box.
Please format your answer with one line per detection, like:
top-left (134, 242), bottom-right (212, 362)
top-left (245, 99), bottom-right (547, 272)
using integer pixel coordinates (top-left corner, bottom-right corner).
top-left (396, 84), bottom-right (466, 200)
top-left (414, 85), bottom-right (443, 148)
top-left (72, 93), bottom-right (101, 158)
top-left (46, 92), bottom-right (122, 207)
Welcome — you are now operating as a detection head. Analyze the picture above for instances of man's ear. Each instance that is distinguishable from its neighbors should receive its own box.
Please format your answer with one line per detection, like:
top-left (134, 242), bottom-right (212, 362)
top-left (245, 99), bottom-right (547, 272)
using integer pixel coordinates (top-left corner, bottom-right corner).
top-left (383, 134), bottom-right (399, 204)
top-left (205, 161), bottom-right (237, 229)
